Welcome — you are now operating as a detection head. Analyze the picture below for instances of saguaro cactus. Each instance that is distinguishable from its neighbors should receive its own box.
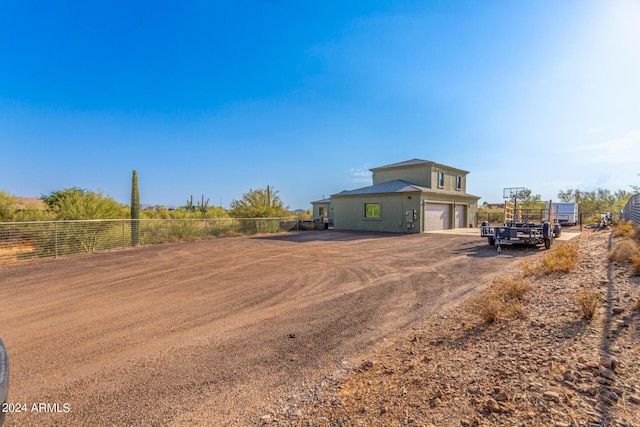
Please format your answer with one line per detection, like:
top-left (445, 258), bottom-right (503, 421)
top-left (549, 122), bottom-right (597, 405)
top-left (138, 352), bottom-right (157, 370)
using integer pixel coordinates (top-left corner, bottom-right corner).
top-left (131, 170), bottom-right (140, 245)
top-left (197, 194), bottom-right (209, 216)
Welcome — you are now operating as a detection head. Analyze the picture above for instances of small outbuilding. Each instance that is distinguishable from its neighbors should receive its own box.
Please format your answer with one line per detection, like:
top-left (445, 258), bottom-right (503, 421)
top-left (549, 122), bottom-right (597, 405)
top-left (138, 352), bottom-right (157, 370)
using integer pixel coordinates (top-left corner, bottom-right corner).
top-left (314, 159), bottom-right (480, 233)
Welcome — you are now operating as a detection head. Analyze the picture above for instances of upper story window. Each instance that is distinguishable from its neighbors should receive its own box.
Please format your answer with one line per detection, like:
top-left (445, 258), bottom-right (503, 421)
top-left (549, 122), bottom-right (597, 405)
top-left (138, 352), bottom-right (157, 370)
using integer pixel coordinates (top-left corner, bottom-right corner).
top-left (438, 171), bottom-right (445, 188)
top-left (456, 175), bottom-right (462, 190)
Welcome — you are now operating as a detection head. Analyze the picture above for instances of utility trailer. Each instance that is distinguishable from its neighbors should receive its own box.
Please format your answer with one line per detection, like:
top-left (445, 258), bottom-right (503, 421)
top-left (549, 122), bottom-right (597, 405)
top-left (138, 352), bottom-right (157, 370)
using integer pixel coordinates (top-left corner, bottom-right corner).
top-left (481, 187), bottom-right (560, 253)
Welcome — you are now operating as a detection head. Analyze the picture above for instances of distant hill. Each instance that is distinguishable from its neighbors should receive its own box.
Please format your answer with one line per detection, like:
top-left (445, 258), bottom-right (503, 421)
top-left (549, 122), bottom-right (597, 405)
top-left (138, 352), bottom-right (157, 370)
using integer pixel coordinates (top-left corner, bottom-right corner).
top-left (14, 197), bottom-right (45, 209)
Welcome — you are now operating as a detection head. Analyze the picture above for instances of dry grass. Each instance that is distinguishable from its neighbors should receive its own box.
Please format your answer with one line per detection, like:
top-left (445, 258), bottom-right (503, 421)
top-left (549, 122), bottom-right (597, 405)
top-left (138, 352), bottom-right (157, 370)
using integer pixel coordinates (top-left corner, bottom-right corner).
top-left (575, 289), bottom-right (600, 319)
top-left (613, 220), bottom-right (636, 238)
top-left (521, 260), bottom-right (536, 278)
top-left (614, 220), bottom-right (640, 246)
top-left (466, 276), bottom-right (532, 323)
top-left (493, 276), bottom-right (533, 301)
top-left (540, 241), bottom-right (580, 275)
top-left (631, 255), bottom-right (640, 276)
top-left (608, 239), bottom-right (640, 263)
top-left (0, 241), bottom-right (35, 265)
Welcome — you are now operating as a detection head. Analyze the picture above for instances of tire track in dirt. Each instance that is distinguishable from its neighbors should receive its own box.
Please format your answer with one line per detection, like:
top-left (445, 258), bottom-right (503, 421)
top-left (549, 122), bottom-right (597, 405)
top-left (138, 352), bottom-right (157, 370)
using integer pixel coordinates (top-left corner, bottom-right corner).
top-left (0, 231), bottom-right (537, 426)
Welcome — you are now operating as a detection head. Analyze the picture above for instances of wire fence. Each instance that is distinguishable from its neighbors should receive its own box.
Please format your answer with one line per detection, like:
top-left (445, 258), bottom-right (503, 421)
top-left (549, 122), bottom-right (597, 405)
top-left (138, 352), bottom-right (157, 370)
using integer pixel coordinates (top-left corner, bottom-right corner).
top-left (478, 209), bottom-right (622, 225)
top-left (622, 194), bottom-right (640, 225)
top-left (0, 217), bottom-right (298, 265)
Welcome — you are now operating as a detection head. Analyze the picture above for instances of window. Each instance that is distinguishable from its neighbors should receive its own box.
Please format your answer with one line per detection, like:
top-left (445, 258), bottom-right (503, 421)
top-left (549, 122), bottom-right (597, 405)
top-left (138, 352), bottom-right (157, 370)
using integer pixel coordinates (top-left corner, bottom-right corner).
top-left (456, 175), bottom-right (462, 190)
top-left (364, 203), bottom-right (381, 218)
top-left (438, 171), bottom-right (445, 188)
top-left (319, 207), bottom-right (327, 216)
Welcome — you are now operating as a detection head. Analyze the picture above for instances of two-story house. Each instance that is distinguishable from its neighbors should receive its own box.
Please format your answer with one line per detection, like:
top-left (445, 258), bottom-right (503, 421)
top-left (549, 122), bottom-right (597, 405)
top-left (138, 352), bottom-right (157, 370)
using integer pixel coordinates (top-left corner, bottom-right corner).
top-left (312, 159), bottom-right (480, 233)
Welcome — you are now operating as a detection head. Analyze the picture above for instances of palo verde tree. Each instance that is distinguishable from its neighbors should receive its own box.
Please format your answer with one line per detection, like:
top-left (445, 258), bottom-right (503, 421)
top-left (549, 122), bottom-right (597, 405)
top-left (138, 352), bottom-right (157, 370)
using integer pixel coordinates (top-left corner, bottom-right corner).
top-left (0, 190), bottom-right (15, 221)
top-left (42, 187), bottom-right (126, 220)
top-left (557, 188), bottom-right (632, 215)
top-left (230, 185), bottom-right (289, 218)
top-left (131, 170), bottom-right (140, 245)
top-left (40, 187), bottom-right (127, 253)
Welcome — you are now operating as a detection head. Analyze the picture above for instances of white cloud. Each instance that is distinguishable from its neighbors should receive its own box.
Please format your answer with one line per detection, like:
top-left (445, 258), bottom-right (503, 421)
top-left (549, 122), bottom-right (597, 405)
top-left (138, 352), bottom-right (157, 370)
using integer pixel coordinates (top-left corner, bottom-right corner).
top-left (350, 167), bottom-right (373, 183)
top-left (561, 129), bottom-right (640, 165)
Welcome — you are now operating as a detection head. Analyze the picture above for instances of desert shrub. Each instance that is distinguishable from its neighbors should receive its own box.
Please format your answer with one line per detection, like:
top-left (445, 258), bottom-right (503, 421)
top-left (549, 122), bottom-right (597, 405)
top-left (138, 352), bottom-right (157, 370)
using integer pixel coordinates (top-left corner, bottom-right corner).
top-left (633, 226), bottom-right (640, 245)
top-left (575, 290), bottom-right (600, 319)
top-left (168, 220), bottom-right (204, 240)
top-left (631, 255), bottom-right (640, 276)
top-left (467, 294), bottom-right (504, 323)
top-left (540, 241), bottom-right (580, 275)
top-left (493, 276), bottom-right (532, 301)
top-left (521, 260), bottom-right (536, 277)
top-left (466, 276), bottom-right (531, 323)
top-left (613, 220), bottom-right (635, 238)
top-left (608, 239), bottom-right (640, 263)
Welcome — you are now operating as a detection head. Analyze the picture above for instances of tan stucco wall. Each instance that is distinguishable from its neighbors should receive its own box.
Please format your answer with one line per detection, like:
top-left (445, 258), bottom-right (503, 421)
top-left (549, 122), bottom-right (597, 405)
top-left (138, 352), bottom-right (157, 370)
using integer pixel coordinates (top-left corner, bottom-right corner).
top-left (372, 166), bottom-right (431, 188)
top-left (430, 166), bottom-right (466, 193)
top-left (371, 164), bottom-right (467, 194)
top-left (311, 202), bottom-right (331, 219)
top-left (332, 193), bottom-right (422, 233)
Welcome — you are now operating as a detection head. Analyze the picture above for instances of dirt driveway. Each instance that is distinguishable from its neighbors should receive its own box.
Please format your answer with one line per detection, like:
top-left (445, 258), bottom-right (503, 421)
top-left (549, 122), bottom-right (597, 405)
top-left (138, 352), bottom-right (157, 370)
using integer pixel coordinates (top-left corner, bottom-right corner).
top-left (0, 230), bottom-right (551, 426)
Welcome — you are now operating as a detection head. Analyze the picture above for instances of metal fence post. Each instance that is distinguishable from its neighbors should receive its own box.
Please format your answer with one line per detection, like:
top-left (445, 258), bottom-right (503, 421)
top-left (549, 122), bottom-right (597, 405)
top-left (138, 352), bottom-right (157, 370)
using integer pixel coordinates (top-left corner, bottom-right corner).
top-left (165, 219), bottom-right (169, 242)
top-left (55, 222), bottom-right (58, 259)
top-left (122, 219), bottom-right (125, 249)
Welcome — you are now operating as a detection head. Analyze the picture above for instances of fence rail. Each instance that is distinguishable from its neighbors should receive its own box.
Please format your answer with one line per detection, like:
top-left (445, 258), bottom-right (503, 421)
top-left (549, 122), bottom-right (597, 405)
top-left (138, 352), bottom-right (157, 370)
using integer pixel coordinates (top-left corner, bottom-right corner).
top-left (478, 210), bottom-right (622, 225)
top-left (622, 194), bottom-right (640, 225)
top-left (0, 217), bottom-right (298, 265)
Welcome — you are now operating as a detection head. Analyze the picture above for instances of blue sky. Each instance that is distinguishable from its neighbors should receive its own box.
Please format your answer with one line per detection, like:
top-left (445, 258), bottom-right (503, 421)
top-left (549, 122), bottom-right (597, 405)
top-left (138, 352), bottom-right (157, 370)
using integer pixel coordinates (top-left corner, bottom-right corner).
top-left (1, 1), bottom-right (639, 209)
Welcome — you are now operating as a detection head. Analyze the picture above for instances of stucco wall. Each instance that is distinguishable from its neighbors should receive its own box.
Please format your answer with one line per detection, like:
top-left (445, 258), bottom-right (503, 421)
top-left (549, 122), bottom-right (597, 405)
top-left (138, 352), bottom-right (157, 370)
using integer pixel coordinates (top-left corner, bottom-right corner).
top-left (332, 193), bottom-right (422, 233)
top-left (372, 166), bottom-right (431, 188)
top-left (311, 202), bottom-right (331, 219)
top-left (430, 166), bottom-right (466, 193)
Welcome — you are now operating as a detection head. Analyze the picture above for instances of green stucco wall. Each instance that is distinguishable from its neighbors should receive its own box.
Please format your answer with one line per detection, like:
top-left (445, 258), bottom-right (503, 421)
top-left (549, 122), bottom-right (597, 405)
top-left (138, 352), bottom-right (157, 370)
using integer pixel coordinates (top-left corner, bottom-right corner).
top-left (332, 193), bottom-right (422, 233)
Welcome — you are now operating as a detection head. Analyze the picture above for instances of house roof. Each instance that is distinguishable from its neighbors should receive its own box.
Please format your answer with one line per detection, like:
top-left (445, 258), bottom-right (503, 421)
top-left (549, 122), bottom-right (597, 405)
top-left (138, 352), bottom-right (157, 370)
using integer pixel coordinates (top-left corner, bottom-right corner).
top-left (311, 198), bottom-right (331, 204)
top-left (370, 158), bottom-right (470, 175)
top-left (332, 180), bottom-right (429, 196)
top-left (331, 179), bottom-right (480, 200)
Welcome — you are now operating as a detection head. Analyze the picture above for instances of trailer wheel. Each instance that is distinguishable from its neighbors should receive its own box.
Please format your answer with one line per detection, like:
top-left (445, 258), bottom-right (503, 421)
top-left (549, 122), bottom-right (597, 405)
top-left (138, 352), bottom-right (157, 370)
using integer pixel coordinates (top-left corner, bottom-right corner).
top-left (554, 224), bottom-right (562, 238)
top-left (544, 238), bottom-right (552, 249)
top-left (488, 237), bottom-right (495, 246)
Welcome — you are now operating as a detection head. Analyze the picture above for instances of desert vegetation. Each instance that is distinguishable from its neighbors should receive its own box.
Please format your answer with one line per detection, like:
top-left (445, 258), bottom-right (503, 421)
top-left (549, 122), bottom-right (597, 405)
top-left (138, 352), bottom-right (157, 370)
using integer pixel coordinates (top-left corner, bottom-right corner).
top-left (466, 239), bottom-right (584, 325)
top-left (479, 187), bottom-right (636, 225)
top-left (0, 183), bottom-right (297, 223)
top-left (0, 181), bottom-right (299, 263)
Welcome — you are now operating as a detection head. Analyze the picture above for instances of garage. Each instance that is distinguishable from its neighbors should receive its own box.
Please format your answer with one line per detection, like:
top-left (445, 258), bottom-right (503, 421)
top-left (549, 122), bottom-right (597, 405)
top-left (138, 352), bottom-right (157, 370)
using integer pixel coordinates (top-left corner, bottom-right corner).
top-left (324, 159), bottom-right (480, 233)
top-left (455, 205), bottom-right (466, 228)
top-left (424, 203), bottom-right (451, 230)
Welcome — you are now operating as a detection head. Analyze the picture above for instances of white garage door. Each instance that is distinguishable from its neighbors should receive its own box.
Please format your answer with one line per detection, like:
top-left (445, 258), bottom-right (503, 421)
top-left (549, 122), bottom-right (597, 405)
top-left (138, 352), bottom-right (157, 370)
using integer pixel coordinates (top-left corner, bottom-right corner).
top-left (424, 203), bottom-right (451, 230)
top-left (455, 205), bottom-right (466, 228)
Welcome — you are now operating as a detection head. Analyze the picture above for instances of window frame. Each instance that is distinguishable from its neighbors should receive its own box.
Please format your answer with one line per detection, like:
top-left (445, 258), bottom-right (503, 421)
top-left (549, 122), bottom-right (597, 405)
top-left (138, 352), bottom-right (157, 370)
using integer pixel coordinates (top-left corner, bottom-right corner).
top-left (438, 171), bottom-right (445, 188)
top-left (364, 202), bottom-right (381, 219)
top-left (456, 175), bottom-right (462, 191)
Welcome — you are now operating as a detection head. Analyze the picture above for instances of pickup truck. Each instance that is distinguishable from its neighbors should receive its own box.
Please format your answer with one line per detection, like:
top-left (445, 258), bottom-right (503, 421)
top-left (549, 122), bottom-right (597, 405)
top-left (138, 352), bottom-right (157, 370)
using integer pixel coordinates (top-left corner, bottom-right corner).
top-left (0, 338), bottom-right (8, 427)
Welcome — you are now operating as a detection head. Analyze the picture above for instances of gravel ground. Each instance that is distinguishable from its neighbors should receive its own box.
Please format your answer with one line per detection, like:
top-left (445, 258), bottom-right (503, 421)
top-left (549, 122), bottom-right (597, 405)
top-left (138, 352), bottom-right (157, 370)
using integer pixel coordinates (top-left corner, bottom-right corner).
top-left (0, 230), bottom-right (539, 426)
top-left (278, 229), bottom-right (640, 426)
